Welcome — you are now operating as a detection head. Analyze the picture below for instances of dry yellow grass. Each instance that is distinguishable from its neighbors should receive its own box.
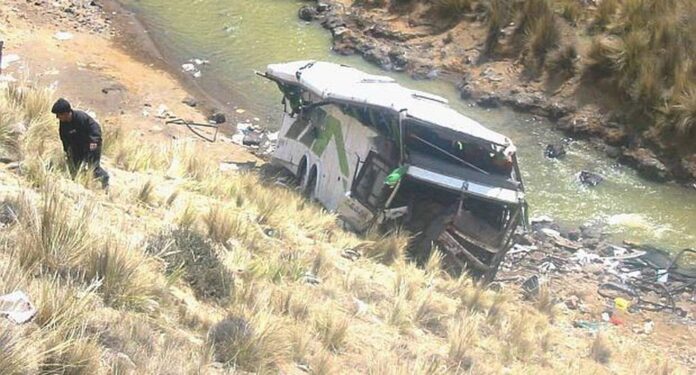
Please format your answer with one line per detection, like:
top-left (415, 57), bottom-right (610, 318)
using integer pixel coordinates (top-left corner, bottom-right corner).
top-left (0, 81), bottom-right (687, 374)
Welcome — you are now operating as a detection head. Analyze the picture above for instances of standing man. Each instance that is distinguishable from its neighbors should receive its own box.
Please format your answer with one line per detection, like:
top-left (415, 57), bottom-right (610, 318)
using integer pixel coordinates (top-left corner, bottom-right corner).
top-left (51, 98), bottom-right (110, 189)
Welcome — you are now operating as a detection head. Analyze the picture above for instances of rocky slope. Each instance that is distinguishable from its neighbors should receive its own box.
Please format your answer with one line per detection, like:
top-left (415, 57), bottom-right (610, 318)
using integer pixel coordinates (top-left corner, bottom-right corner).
top-left (298, 0), bottom-right (696, 185)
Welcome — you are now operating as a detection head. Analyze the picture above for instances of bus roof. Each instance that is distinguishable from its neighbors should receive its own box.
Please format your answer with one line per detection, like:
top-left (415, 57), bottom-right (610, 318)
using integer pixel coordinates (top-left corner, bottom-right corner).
top-left (265, 60), bottom-right (513, 147)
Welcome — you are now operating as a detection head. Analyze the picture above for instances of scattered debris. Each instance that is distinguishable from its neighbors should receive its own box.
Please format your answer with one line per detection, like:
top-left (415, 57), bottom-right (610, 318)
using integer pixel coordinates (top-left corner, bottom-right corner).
top-left (0, 291), bottom-right (37, 324)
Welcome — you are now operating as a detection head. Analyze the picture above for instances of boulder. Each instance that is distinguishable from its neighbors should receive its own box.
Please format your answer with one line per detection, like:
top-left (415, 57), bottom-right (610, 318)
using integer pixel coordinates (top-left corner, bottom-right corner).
top-left (298, 5), bottom-right (318, 22)
top-left (182, 96), bottom-right (197, 107)
top-left (619, 148), bottom-right (671, 182)
top-left (476, 94), bottom-right (501, 108)
top-left (679, 154), bottom-right (696, 181)
top-left (544, 143), bottom-right (566, 159)
top-left (578, 170), bottom-right (603, 186)
top-left (208, 112), bottom-right (226, 124)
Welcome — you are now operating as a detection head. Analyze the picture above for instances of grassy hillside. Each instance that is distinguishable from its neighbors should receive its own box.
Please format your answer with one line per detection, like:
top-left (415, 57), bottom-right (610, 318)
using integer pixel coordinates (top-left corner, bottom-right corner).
top-left (0, 82), bottom-right (684, 373)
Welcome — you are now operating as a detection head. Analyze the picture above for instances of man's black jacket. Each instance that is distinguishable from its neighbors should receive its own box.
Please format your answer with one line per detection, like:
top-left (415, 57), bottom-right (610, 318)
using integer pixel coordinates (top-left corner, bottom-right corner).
top-left (59, 110), bottom-right (102, 157)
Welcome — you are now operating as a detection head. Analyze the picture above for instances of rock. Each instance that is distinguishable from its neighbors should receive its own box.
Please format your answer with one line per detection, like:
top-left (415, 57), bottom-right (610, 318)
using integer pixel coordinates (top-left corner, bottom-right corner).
top-left (546, 102), bottom-right (574, 120)
top-left (545, 143), bottom-right (566, 159)
top-left (388, 48), bottom-right (408, 71)
top-left (208, 112), bottom-right (226, 124)
top-left (566, 229), bottom-right (581, 241)
top-left (476, 94), bottom-right (500, 108)
top-left (459, 84), bottom-right (474, 99)
top-left (619, 148), bottom-right (671, 182)
top-left (242, 132), bottom-right (264, 146)
top-left (182, 97), bottom-right (197, 107)
top-left (578, 170), bottom-right (603, 186)
top-left (316, 2), bottom-right (330, 12)
top-left (605, 145), bottom-right (621, 158)
top-left (679, 154), bottom-right (696, 181)
top-left (298, 5), bottom-right (318, 22)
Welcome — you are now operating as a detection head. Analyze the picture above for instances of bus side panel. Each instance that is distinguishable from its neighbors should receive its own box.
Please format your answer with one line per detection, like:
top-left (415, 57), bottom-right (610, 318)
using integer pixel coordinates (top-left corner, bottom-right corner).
top-left (272, 112), bottom-right (310, 175)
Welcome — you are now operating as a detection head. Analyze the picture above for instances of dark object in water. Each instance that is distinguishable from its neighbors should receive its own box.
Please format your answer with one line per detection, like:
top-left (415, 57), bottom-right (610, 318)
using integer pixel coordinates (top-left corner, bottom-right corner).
top-left (545, 143), bottom-right (566, 159)
top-left (579, 171), bottom-right (603, 186)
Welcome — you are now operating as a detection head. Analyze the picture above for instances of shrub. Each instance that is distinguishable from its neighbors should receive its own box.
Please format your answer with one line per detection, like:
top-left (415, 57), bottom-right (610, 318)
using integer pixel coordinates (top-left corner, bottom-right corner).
top-left (360, 229), bottom-right (409, 265)
top-left (433, 0), bottom-right (474, 19)
top-left (147, 228), bottom-right (234, 301)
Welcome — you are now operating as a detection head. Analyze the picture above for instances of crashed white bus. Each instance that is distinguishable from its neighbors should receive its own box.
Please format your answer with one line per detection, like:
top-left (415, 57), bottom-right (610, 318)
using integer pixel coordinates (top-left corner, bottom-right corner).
top-left (260, 61), bottom-right (527, 281)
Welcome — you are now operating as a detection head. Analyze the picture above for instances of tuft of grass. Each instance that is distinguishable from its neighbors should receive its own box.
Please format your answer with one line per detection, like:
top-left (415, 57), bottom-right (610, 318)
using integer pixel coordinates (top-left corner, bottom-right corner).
top-left (483, 0), bottom-right (515, 56)
top-left (204, 205), bottom-right (246, 245)
top-left (558, 0), bottom-right (583, 25)
top-left (314, 310), bottom-right (349, 353)
top-left (309, 350), bottom-right (337, 375)
top-left (590, 333), bottom-right (612, 364)
top-left (136, 180), bottom-right (156, 206)
top-left (593, 0), bottom-right (618, 30)
top-left (547, 45), bottom-right (578, 80)
top-left (447, 314), bottom-right (479, 369)
top-left (533, 285), bottom-right (557, 319)
top-left (17, 187), bottom-right (95, 274)
top-left (83, 241), bottom-right (163, 311)
top-left (668, 86), bottom-right (696, 137)
top-left (361, 229), bottom-right (409, 265)
top-left (207, 311), bottom-right (289, 372)
top-left (413, 290), bottom-right (451, 335)
top-left (433, 0), bottom-right (474, 19)
top-left (519, 0), bottom-right (560, 72)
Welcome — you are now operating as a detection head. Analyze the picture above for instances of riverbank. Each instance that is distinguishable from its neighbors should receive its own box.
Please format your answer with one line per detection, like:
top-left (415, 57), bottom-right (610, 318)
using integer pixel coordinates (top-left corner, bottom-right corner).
top-left (299, 0), bottom-right (696, 186)
top-left (1, 1), bottom-right (694, 373)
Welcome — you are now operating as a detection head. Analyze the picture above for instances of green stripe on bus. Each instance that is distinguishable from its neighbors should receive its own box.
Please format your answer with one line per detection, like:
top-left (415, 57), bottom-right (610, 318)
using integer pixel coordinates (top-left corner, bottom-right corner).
top-left (311, 114), bottom-right (350, 177)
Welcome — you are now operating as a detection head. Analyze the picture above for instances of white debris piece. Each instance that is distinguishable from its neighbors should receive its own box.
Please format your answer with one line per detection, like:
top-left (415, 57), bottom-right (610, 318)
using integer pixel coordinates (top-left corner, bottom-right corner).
top-left (0, 291), bottom-right (37, 324)
top-left (192, 71), bottom-right (202, 78)
top-left (192, 58), bottom-right (209, 65)
top-left (155, 104), bottom-right (171, 119)
top-left (531, 215), bottom-right (554, 224)
top-left (266, 131), bottom-right (279, 142)
top-left (53, 31), bottom-right (74, 41)
top-left (231, 133), bottom-right (244, 145)
top-left (540, 228), bottom-right (561, 238)
top-left (236, 122), bottom-right (252, 132)
top-left (0, 54), bottom-right (21, 70)
top-left (181, 63), bottom-right (196, 72)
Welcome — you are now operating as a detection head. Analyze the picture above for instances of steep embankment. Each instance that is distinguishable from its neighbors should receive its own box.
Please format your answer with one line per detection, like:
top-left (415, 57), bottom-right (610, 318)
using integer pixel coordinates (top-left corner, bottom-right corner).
top-left (301, 0), bottom-right (696, 185)
top-left (0, 1), bottom-right (693, 374)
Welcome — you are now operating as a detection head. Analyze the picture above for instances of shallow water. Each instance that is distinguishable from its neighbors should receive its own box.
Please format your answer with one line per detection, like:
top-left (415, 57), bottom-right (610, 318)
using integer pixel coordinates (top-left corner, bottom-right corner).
top-left (120, 0), bottom-right (695, 252)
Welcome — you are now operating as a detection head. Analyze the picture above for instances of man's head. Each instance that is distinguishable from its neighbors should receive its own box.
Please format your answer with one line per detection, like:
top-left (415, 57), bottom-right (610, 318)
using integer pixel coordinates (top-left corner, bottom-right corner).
top-left (51, 98), bottom-right (73, 122)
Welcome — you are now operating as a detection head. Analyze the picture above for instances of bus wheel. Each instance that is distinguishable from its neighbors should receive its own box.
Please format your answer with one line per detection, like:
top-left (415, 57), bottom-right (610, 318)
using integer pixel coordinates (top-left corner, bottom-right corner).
top-left (296, 157), bottom-right (308, 187)
top-left (303, 166), bottom-right (318, 199)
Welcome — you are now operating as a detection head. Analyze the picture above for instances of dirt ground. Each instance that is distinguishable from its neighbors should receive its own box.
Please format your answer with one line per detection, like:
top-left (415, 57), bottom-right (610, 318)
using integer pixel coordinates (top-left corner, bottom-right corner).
top-left (0, 0), bottom-right (258, 166)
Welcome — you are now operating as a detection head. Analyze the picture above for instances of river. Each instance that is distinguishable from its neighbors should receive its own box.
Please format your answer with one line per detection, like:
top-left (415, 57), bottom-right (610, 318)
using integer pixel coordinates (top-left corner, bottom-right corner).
top-left (118, 0), bottom-right (695, 252)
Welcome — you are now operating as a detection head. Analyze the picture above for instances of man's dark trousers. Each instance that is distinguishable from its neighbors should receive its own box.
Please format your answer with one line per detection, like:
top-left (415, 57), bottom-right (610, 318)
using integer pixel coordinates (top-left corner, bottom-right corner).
top-left (67, 146), bottom-right (109, 187)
